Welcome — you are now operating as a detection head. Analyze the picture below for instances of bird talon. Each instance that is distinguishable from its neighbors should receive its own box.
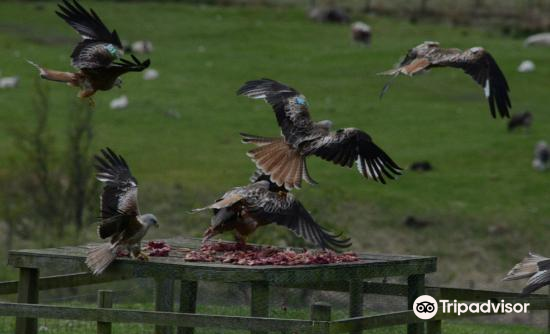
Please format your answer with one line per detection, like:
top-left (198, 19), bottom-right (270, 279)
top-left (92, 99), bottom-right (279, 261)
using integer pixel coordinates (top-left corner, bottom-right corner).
top-left (136, 252), bottom-right (149, 261)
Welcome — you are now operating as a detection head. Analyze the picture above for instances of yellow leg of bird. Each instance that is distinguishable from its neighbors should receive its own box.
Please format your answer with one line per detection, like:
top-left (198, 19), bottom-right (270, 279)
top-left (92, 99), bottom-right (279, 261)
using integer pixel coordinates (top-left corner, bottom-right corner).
top-left (136, 251), bottom-right (150, 261)
top-left (78, 89), bottom-right (96, 107)
top-left (235, 233), bottom-right (247, 248)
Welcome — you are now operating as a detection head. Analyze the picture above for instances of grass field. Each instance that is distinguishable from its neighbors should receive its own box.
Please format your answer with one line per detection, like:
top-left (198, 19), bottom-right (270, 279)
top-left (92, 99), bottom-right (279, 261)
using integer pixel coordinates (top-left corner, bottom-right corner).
top-left (0, 0), bottom-right (549, 296)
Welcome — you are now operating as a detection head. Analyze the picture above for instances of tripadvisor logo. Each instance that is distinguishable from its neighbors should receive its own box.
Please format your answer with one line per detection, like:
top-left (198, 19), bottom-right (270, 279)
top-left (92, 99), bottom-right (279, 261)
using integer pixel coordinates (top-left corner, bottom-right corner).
top-left (413, 295), bottom-right (530, 320)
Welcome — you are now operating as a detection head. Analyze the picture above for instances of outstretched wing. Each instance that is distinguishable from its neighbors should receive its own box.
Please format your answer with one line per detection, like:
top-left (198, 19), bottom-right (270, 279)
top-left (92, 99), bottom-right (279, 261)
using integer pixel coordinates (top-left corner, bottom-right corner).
top-left (523, 270), bottom-right (550, 295)
top-left (56, 0), bottom-right (123, 69)
top-left (94, 147), bottom-right (139, 239)
top-left (237, 78), bottom-right (314, 145)
top-left (107, 55), bottom-right (151, 75)
top-left (457, 50), bottom-right (511, 118)
top-left (248, 193), bottom-right (351, 251)
top-left (311, 128), bottom-right (402, 184)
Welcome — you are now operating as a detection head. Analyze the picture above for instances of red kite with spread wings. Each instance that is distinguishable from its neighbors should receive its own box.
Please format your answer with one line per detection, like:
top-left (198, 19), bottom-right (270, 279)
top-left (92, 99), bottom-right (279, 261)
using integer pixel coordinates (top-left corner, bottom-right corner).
top-left (28, 0), bottom-right (150, 104)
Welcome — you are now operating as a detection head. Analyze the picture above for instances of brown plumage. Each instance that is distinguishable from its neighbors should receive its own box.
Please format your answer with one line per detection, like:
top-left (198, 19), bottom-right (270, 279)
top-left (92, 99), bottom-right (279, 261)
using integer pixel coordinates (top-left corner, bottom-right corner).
top-left (86, 148), bottom-right (158, 275)
top-left (28, 0), bottom-right (150, 102)
top-left (380, 41), bottom-right (511, 118)
top-left (193, 171), bottom-right (351, 251)
top-left (237, 79), bottom-right (402, 190)
top-left (503, 252), bottom-right (550, 295)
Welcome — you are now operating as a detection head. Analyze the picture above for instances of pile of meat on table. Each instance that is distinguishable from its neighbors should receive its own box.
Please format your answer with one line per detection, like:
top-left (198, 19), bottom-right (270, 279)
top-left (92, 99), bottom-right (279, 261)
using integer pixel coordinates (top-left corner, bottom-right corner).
top-left (184, 242), bottom-right (360, 266)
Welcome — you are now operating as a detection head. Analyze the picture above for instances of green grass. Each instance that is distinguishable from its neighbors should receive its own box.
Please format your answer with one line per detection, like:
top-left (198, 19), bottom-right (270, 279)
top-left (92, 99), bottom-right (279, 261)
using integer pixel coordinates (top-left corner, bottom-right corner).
top-left (0, 303), bottom-right (545, 333)
top-left (0, 1), bottom-right (549, 292)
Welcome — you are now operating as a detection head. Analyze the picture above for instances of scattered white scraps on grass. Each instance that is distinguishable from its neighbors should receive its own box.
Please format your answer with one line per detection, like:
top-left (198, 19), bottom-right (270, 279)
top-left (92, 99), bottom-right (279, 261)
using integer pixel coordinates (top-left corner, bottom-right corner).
top-left (0, 76), bottom-right (19, 88)
top-left (164, 109), bottom-right (181, 119)
top-left (109, 95), bottom-right (128, 110)
top-left (143, 68), bottom-right (159, 80)
top-left (524, 32), bottom-right (550, 47)
top-left (131, 40), bottom-right (154, 54)
top-left (351, 21), bottom-right (371, 44)
top-left (532, 140), bottom-right (549, 171)
top-left (518, 60), bottom-right (535, 73)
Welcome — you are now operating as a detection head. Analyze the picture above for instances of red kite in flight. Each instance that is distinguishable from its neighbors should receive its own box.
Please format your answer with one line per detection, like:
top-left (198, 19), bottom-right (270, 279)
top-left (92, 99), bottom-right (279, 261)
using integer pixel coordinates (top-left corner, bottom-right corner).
top-left (237, 78), bottom-right (402, 190)
top-left (380, 41), bottom-right (511, 118)
top-left (28, 0), bottom-right (150, 104)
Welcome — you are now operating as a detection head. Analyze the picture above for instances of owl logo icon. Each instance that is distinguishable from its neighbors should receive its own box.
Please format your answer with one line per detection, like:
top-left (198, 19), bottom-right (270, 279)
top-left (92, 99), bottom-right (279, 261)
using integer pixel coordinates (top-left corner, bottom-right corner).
top-left (413, 295), bottom-right (438, 319)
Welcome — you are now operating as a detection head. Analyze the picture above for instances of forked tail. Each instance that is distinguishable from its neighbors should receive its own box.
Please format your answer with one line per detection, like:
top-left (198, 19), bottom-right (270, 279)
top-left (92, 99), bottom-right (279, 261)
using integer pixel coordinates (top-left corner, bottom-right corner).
top-left (240, 133), bottom-right (316, 190)
top-left (26, 60), bottom-right (79, 85)
top-left (85, 243), bottom-right (117, 275)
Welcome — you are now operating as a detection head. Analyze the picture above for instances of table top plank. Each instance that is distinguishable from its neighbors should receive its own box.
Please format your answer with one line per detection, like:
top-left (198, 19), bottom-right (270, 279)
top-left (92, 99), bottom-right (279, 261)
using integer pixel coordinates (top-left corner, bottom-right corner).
top-left (8, 237), bottom-right (437, 283)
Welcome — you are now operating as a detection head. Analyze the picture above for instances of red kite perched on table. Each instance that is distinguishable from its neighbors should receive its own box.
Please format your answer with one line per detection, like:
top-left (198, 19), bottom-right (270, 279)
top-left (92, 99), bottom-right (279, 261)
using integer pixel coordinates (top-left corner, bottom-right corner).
top-left (503, 252), bottom-right (550, 295)
top-left (237, 78), bottom-right (402, 190)
top-left (193, 170), bottom-right (351, 251)
top-left (27, 0), bottom-right (150, 104)
top-left (379, 41), bottom-right (511, 118)
top-left (86, 148), bottom-right (158, 275)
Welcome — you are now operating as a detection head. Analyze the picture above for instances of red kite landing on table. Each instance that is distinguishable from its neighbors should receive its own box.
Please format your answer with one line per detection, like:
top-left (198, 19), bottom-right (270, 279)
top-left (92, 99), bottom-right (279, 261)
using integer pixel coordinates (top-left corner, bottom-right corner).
top-left (27, 0), bottom-right (150, 105)
top-left (379, 41), bottom-right (511, 118)
top-left (193, 170), bottom-right (351, 251)
top-left (86, 148), bottom-right (158, 275)
top-left (503, 252), bottom-right (550, 295)
top-left (237, 78), bottom-right (402, 190)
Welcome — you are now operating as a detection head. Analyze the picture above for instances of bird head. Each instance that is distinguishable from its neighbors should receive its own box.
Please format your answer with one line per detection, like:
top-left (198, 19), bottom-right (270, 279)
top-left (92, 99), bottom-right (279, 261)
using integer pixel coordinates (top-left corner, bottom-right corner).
top-left (294, 95), bottom-right (308, 107)
top-left (105, 44), bottom-right (123, 58)
top-left (316, 119), bottom-right (333, 130)
top-left (422, 41), bottom-right (440, 47)
top-left (469, 47), bottom-right (484, 54)
top-left (141, 213), bottom-right (159, 228)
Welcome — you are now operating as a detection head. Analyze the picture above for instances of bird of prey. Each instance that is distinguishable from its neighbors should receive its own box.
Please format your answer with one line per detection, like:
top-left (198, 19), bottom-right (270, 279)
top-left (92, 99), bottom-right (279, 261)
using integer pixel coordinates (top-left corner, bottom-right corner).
top-left (86, 148), bottom-right (158, 275)
top-left (237, 78), bottom-right (402, 190)
top-left (503, 252), bottom-right (550, 295)
top-left (379, 41), bottom-right (511, 118)
top-left (28, 0), bottom-right (150, 104)
top-left (193, 170), bottom-right (352, 251)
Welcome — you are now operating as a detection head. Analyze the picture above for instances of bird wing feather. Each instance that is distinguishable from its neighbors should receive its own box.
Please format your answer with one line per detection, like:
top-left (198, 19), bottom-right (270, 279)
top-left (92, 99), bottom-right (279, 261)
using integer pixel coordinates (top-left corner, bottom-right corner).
top-left (246, 192), bottom-right (351, 251)
top-left (237, 78), bottom-right (314, 145)
top-left (94, 148), bottom-right (140, 239)
top-left (310, 128), bottom-right (402, 184)
top-left (446, 50), bottom-right (511, 118)
top-left (56, 0), bottom-right (123, 69)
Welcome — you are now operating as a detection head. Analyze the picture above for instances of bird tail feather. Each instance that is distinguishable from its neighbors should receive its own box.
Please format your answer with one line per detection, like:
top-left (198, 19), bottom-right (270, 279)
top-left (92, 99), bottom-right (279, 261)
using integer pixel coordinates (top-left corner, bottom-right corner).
top-left (241, 133), bottom-right (316, 190)
top-left (86, 243), bottom-right (118, 275)
top-left (26, 60), bottom-right (79, 85)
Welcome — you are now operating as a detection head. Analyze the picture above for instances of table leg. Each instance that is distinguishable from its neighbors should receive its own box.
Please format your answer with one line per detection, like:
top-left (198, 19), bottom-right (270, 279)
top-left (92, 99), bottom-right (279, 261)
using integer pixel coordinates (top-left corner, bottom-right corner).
top-left (177, 280), bottom-right (198, 334)
top-left (408, 274), bottom-right (426, 334)
top-left (348, 279), bottom-right (363, 334)
top-left (250, 281), bottom-right (269, 334)
top-left (15, 267), bottom-right (39, 334)
top-left (155, 278), bottom-right (174, 334)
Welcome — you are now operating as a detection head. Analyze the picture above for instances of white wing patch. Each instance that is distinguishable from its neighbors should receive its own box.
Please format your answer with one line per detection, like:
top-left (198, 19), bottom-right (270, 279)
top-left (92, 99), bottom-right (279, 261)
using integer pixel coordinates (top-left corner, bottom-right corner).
top-left (484, 79), bottom-right (490, 97)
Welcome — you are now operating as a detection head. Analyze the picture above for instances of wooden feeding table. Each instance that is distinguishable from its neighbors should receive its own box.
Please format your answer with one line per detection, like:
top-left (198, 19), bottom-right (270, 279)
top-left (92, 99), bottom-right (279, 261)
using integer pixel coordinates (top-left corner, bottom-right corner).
top-left (7, 237), bottom-right (437, 334)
